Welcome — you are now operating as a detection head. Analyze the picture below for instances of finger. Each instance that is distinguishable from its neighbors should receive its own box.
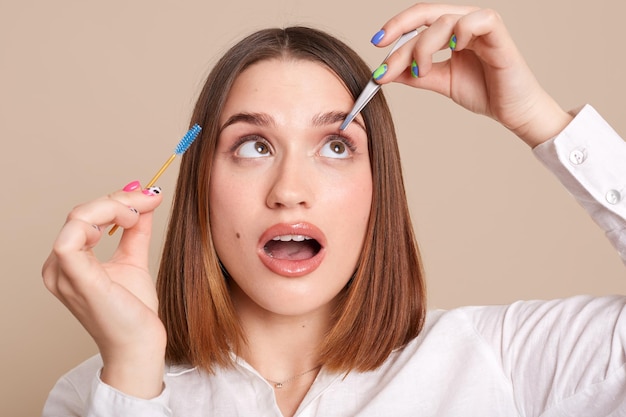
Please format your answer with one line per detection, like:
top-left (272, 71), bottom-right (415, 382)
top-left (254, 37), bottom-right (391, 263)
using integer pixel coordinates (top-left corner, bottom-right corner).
top-left (105, 184), bottom-right (164, 223)
top-left (373, 3), bottom-right (479, 47)
top-left (69, 198), bottom-right (142, 233)
top-left (49, 215), bottom-right (155, 316)
top-left (373, 33), bottom-right (420, 85)
top-left (110, 185), bottom-right (162, 265)
top-left (67, 184), bottom-right (163, 231)
top-left (41, 231), bottom-right (93, 296)
top-left (53, 217), bottom-right (105, 260)
top-left (394, 61), bottom-right (452, 97)
top-left (410, 14), bottom-right (461, 77)
top-left (380, 13), bottom-right (460, 83)
top-left (48, 219), bottom-right (107, 299)
top-left (42, 252), bottom-right (58, 290)
top-left (450, 9), bottom-right (521, 71)
top-left (42, 219), bottom-right (100, 300)
top-left (50, 184), bottom-right (163, 279)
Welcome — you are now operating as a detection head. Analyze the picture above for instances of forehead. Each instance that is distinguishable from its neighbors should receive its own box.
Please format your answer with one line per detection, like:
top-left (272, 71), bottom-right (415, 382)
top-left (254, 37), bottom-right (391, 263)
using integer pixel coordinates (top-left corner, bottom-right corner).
top-left (220, 59), bottom-right (355, 125)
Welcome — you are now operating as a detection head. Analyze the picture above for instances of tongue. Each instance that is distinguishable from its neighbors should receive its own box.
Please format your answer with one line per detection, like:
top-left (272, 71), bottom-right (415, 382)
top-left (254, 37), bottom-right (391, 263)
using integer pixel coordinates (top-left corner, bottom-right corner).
top-left (265, 240), bottom-right (317, 260)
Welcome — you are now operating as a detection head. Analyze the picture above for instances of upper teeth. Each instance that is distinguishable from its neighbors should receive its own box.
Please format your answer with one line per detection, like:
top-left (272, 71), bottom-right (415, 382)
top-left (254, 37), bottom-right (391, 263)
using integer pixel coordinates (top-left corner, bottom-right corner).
top-left (272, 235), bottom-right (312, 242)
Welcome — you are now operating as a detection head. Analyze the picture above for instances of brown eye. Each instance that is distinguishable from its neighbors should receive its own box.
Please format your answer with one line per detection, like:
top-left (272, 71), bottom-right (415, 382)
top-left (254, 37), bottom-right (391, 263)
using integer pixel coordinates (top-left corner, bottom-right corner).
top-left (254, 141), bottom-right (269, 155)
top-left (330, 141), bottom-right (346, 154)
top-left (319, 137), bottom-right (353, 159)
top-left (237, 138), bottom-right (272, 158)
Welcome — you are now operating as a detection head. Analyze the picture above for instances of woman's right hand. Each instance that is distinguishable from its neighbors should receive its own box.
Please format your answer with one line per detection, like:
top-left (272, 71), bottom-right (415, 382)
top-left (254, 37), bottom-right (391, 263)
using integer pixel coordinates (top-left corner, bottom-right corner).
top-left (42, 181), bottom-right (166, 399)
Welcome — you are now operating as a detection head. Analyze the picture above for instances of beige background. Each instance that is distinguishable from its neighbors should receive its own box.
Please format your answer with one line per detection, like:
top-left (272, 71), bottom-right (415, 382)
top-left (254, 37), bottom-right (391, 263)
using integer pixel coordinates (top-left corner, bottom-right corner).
top-left (1, 0), bottom-right (624, 415)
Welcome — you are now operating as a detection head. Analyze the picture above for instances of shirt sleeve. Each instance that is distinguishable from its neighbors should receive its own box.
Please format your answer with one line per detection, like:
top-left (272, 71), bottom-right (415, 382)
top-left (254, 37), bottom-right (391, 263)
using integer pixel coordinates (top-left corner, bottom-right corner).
top-left (532, 104), bottom-right (626, 264)
top-left (466, 107), bottom-right (626, 414)
top-left (85, 372), bottom-right (172, 417)
top-left (466, 295), bottom-right (626, 416)
top-left (41, 355), bottom-right (172, 417)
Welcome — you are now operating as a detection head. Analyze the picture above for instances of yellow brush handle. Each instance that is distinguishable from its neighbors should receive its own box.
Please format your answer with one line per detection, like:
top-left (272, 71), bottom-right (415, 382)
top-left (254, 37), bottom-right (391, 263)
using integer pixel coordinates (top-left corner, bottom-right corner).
top-left (107, 154), bottom-right (177, 236)
top-left (145, 154), bottom-right (176, 188)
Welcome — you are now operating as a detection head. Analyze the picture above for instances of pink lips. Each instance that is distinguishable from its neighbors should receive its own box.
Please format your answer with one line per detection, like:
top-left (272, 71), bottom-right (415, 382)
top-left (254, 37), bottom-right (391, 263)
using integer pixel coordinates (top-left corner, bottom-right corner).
top-left (257, 222), bottom-right (326, 277)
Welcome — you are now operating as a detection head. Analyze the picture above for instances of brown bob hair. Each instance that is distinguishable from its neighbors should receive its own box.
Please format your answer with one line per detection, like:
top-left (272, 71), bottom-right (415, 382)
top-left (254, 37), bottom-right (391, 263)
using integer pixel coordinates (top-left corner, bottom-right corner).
top-left (157, 26), bottom-right (425, 373)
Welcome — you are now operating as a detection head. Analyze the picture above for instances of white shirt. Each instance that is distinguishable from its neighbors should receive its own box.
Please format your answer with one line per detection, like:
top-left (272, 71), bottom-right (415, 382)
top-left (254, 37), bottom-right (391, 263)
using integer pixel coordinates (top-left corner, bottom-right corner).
top-left (42, 105), bottom-right (626, 417)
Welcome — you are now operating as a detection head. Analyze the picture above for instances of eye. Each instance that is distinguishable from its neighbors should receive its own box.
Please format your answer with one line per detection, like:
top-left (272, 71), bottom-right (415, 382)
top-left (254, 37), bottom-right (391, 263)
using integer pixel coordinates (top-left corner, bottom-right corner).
top-left (319, 136), bottom-right (355, 159)
top-left (235, 137), bottom-right (272, 158)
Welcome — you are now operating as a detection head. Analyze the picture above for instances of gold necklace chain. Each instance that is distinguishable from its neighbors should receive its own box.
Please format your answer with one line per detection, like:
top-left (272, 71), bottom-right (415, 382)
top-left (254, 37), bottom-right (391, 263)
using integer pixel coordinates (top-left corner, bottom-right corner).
top-left (264, 365), bottom-right (322, 389)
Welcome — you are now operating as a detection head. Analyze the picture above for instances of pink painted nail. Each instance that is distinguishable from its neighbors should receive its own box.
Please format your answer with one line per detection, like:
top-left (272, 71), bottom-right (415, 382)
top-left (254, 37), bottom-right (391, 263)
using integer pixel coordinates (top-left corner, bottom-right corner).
top-left (142, 186), bottom-right (161, 196)
top-left (123, 180), bottom-right (141, 192)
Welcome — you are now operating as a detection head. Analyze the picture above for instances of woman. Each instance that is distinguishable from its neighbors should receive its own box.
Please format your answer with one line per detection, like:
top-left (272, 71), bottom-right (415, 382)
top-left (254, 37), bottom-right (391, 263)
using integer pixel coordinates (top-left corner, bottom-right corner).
top-left (42, 3), bottom-right (626, 416)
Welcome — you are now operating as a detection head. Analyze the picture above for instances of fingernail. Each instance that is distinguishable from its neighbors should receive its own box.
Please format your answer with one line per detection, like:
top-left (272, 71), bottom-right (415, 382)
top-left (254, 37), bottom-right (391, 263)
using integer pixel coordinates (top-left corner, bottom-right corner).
top-left (411, 61), bottom-right (419, 78)
top-left (123, 180), bottom-right (141, 192)
top-left (449, 34), bottom-right (457, 50)
top-left (142, 186), bottom-right (162, 196)
top-left (372, 64), bottom-right (388, 81)
top-left (370, 29), bottom-right (385, 45)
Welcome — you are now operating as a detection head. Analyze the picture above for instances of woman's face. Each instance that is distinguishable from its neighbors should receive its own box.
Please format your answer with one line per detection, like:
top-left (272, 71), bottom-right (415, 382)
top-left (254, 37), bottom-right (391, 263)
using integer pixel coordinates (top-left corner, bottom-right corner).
top-left (209, 58), bottom-right (372, 318)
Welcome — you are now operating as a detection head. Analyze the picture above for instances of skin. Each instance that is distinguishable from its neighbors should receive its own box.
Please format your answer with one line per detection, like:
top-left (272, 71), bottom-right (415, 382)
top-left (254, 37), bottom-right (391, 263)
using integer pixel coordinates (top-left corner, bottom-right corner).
top-left (211, 58), bottom-right (372, 318)
top-left (210, 59), bottom-right (372, 416)
top-left (373, 4), bottom-right (572, 147)
top-left (41, 3), bottom-right (574, 414)
top-left (42, 189), bottom-right (166, 398)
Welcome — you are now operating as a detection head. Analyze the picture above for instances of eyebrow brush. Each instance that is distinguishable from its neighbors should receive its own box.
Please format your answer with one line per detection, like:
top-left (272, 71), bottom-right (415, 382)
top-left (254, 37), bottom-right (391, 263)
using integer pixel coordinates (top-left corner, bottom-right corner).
top-left (108, 124), bottom-right (202, 235)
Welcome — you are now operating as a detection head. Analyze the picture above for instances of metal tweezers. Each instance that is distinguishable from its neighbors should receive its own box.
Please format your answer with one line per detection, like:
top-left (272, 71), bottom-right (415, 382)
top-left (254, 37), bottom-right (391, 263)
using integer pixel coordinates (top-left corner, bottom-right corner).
top-left (340, 29), bottom-right (419, 131)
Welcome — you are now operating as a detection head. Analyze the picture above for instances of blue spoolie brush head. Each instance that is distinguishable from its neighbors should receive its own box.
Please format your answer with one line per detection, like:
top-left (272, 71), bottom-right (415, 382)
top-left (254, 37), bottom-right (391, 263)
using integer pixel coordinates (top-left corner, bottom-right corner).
top-left (175, 124), bottom-right (202, 155)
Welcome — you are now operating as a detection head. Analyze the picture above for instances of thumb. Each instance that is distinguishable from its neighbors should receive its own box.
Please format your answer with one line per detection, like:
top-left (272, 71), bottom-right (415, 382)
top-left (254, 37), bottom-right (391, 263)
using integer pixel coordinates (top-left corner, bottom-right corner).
top-left (116, 210), bottom-right (155, 267)
top-left (113, 186), bottom-right (163, 267)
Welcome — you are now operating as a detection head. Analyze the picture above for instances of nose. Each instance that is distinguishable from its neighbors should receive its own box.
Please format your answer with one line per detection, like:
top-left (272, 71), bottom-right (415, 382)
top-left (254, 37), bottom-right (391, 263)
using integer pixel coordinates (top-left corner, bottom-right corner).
top-left (266, 155), bottom-right (313, 209)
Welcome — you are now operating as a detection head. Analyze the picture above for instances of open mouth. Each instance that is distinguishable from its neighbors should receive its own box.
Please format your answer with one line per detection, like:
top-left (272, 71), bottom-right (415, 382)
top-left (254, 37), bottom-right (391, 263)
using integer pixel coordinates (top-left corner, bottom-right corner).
top-left (263, 235), bottom-right (322, 261)
top-left (258, 223), bottom-right (326, 277)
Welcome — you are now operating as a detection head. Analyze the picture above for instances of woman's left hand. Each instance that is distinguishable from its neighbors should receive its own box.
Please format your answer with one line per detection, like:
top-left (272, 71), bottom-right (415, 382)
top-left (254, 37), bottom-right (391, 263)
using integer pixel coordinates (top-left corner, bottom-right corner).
top-left (372, 3), bottom-right (572, 147)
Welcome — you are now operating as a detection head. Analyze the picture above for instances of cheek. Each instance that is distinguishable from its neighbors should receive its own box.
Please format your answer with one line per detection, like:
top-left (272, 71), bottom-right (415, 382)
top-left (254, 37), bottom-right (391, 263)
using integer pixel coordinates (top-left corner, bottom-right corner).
top-left (209, 163), bottom-right (246, 218)
top-left (332, 174), bottom-right (373, 217)
top-left (209, 167), bottom-right (263, 251)
top-left (209, 172), bottom-right (240, 248)
top-left (326, 174), bottom-right (373, 246)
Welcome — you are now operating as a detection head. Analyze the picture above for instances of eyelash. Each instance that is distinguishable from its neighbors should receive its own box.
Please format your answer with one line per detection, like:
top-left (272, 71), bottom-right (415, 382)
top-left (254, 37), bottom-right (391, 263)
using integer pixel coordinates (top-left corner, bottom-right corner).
top-left (324, 135), bottom-right (357, 154)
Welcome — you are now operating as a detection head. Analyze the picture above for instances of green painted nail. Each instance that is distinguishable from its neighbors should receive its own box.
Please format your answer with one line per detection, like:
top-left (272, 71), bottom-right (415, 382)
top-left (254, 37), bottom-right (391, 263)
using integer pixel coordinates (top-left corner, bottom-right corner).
top-left (373, 64), bottom-right (388, 81)
top-left (449, 34), bottom-right (457, 50)
top-left (411, 61), bottom-right (419, 78)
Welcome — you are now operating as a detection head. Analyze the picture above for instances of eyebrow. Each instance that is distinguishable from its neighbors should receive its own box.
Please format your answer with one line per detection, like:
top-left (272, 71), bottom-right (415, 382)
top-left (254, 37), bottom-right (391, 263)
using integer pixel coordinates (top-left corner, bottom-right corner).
top-left (311, 111), bottom-right (366, 131)
top-left (219, 112), bottom-right (275, 133)
top-left (219, 111), bottom-right (366, 133)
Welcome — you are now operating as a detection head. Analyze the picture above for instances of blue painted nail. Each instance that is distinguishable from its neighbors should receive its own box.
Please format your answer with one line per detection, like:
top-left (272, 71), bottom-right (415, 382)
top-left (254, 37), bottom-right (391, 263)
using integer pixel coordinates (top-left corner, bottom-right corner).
top-left (371, 30), bottom-right (385, 45)
top-left (449, 34), bottom-right (457, 50)
top-left (372, 64), bottom-right (388, 81)
top-left (411, 61), bottom-right (419, 78)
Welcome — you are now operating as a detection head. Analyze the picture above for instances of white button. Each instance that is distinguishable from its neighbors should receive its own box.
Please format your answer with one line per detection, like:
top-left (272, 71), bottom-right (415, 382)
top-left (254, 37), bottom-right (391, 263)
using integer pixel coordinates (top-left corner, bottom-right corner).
top-left (569, 149), bottom-right (586, 165)
top-left (606, 190), bottom-right (621, 205)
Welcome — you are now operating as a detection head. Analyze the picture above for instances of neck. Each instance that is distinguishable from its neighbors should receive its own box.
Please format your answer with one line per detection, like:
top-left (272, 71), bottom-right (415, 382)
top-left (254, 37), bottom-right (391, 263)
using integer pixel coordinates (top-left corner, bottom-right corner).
top-left (231, 286), bottom-right (332, 382)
